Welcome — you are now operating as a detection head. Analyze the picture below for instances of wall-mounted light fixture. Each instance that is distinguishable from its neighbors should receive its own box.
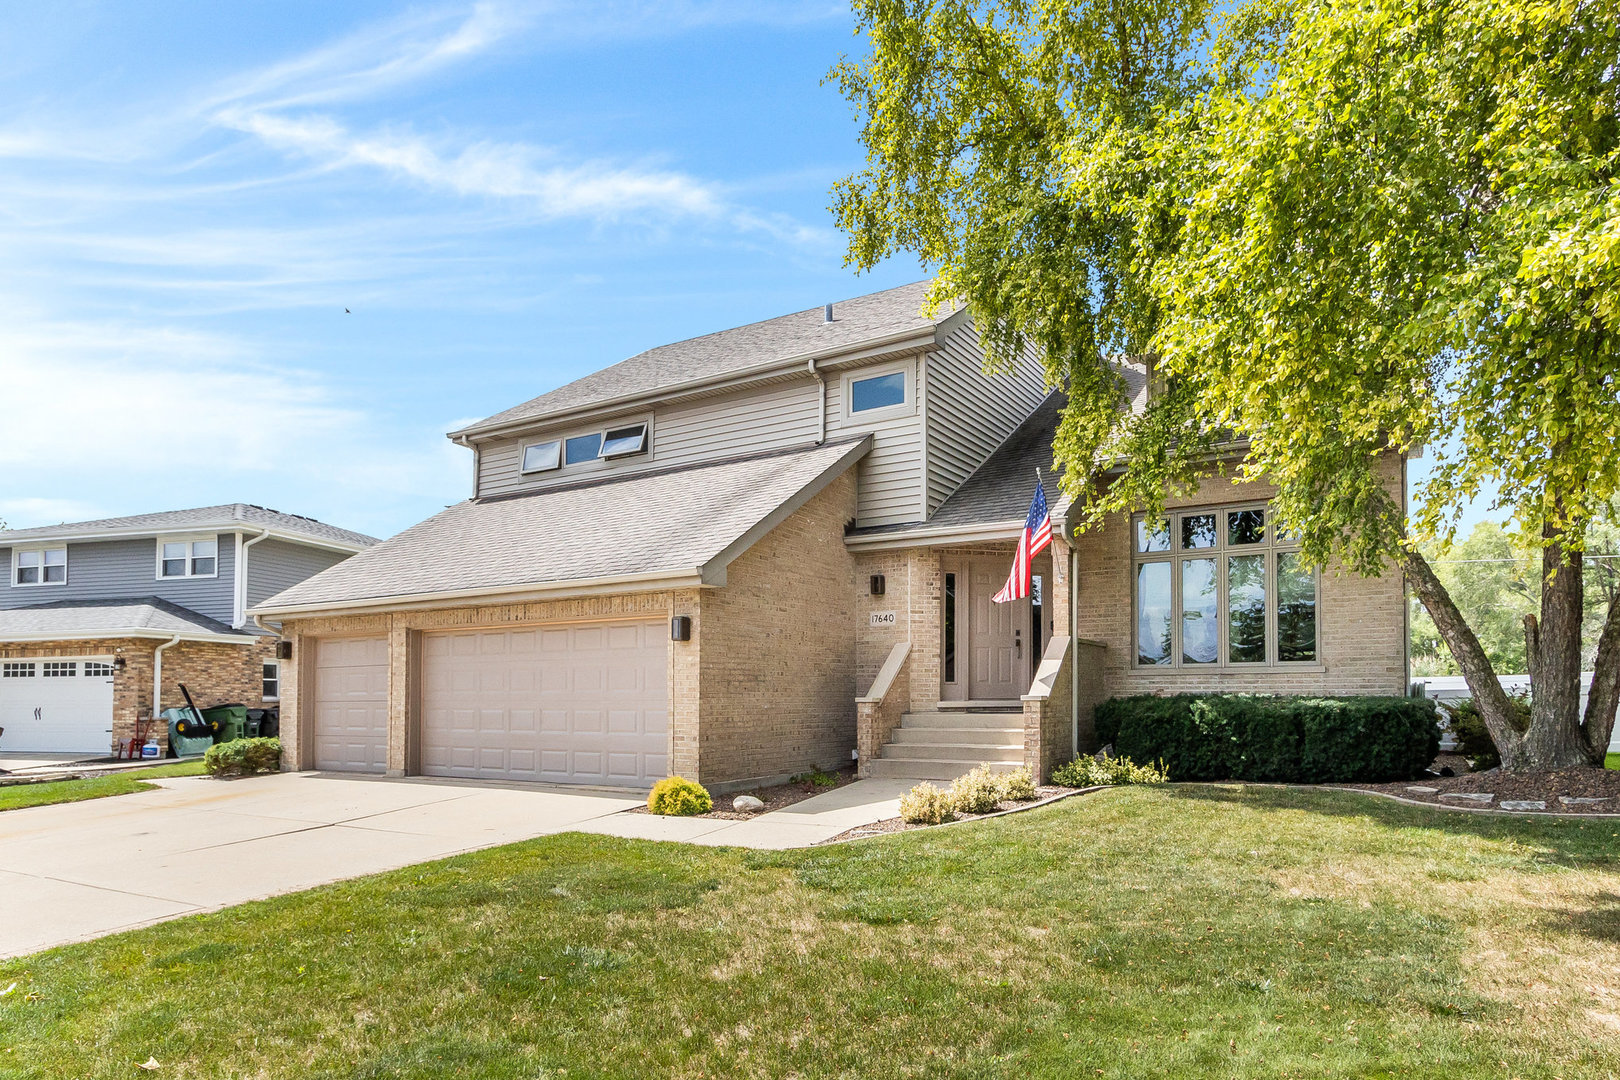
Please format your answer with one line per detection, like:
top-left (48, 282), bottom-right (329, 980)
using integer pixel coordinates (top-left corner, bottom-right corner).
top-left (869, 574), bottom-right (886, 596)
top-left (276, 641), bottom-right (294, 660)
top-left (114, 657), bottom-right (127, 670)
top-left (671, 615), bottom-right (692, 642)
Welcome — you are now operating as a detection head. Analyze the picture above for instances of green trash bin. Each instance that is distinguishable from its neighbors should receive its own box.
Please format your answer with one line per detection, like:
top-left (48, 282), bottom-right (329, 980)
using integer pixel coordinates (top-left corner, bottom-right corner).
top-left (164, 708), bottom-right (214, 758)
top-left (202, 704), bottom-right (249, 744)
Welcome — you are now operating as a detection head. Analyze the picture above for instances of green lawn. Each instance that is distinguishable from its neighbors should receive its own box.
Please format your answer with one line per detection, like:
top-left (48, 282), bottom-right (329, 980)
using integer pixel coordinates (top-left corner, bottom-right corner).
top-left (2, 785), bottom-right (1617, 1078)
top-left (1608, 752), bottom-right (1619, 770)
top-left (0, 759), bottom-right (207, 813)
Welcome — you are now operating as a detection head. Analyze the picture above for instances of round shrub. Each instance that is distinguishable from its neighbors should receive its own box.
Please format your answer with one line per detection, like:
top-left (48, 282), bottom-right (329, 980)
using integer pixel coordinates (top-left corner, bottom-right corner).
top-left (948, 765), bottom-right (1005, 814)
top-left (1000, 766), bottom-right (1037, 802)
top-left (647, 776), bottom-right (712, 816)
top-left (899, 782), bottom-right (955, 825)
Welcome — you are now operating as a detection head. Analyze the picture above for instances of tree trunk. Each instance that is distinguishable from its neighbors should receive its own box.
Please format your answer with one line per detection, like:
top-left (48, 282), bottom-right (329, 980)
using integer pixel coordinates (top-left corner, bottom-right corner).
top-left (1584, 594), bottom-right (1620, 764)
top-left (1399, 548), bottom-right (1527, 762)
top-left (1520, 523), bottom-right (1592, 769)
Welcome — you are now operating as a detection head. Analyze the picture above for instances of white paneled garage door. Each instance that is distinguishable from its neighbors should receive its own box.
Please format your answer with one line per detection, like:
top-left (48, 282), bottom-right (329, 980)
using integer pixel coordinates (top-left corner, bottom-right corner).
top-left (0, 658), bottom-right (115, 754)
top-left (312, 636), bottom-right (389, 773)
top-left (422, 621), bottom-right (668, 786)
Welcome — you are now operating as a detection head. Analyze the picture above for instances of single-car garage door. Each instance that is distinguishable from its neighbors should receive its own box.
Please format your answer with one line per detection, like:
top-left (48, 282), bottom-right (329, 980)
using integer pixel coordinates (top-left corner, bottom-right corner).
top-left (312, 636), bottom-right (389, 773)
top-left (0, 658), bottom-right (115, 754)
top-left (421, 621), bottom-right (668, 786)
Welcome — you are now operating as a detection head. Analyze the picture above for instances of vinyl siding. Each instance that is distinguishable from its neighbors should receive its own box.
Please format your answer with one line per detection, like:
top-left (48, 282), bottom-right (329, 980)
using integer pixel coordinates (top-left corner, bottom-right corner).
top-left (829, 356), bottom-right (925, 527)
top-left (0, 534), bottom-right (237, 624)
top-left (924, 318), bottom-right (1050, 516)
top-left (474, 377), bottom-right (821, 499)
top-left (246, 538), bottom-right (350, 608)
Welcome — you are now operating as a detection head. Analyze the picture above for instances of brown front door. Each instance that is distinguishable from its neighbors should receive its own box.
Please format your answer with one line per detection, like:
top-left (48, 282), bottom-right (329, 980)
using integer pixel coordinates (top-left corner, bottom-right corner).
top-left (967, 559), bottom-right (1029, 700)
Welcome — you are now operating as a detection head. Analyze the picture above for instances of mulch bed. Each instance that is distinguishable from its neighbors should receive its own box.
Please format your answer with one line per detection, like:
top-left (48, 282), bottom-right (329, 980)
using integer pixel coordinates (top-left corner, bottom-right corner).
top-left (627, 765), bottom-right (859, 820)
top-left (1332, 753), bottom-right (1620, 814)
top-left (820, 785), bottom-right (1076, 843)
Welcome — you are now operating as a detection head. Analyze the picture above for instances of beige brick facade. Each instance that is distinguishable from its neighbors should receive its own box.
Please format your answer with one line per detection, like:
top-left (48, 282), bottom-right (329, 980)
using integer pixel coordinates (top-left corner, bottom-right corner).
top-left (0, 636), bottom-right (280, 754)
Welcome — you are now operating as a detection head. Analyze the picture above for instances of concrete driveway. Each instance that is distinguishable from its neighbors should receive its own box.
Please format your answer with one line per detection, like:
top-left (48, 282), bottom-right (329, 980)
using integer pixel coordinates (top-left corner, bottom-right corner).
top-left (0, 772), bottom-right (641, 958)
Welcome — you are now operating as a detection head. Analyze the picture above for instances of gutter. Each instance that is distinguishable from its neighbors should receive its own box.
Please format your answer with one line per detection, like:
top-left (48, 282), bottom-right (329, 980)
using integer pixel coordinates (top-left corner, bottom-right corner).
top-left (844, 518), bottom-right (1025, 552)
top-left (0, 628), bottom-right (256, 646)
top-left (251, 569), bottom-right (711, 620)
top-left (234, 528), bottom-right (272, 628)
top-left (151, 634), bottom-right (181, 722)
top-left (0, 524), bottom-right (369, 554)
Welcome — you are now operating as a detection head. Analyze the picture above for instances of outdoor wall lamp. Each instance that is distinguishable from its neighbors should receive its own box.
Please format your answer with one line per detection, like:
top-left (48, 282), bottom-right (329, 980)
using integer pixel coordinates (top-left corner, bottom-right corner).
top-left (671, 615), bottom-right (692, 642)
top-left (870, 575), bottom-right (886, 596)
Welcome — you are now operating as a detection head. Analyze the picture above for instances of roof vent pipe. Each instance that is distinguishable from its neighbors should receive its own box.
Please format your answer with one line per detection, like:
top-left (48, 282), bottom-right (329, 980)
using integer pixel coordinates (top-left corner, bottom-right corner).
top-left (824, 303), bottom-right (833, 323)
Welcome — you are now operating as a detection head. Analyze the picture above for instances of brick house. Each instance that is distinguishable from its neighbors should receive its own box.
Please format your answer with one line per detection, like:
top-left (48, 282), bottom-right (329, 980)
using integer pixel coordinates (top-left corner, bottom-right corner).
top-left (254, 282), bottom-right (1409, 791)
top-left (0, 506), bottom-right (377, 756)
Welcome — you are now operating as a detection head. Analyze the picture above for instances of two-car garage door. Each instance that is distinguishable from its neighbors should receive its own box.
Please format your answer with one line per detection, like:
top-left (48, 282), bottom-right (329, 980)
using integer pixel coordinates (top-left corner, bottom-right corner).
top-left (421, 622), bottom-right (668, 787)
top-left (310, 621), bottom-right (669, 787)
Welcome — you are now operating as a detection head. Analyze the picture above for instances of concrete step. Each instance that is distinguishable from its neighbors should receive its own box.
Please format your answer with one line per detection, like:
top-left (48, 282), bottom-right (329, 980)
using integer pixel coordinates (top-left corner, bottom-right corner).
top-left (888, 726), bottom-right (1023, 746)
top-left (864, 758), bottom-right (1023, 781)
top-left (879, 742), bottom-right (1024, 762)
top-left (900, 710), bottom-right (1023, 730)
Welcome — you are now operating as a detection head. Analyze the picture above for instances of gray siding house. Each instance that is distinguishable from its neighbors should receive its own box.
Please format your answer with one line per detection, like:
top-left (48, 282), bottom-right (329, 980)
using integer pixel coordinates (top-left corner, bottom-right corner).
top-left (0, 505), bottom-right (377, 755)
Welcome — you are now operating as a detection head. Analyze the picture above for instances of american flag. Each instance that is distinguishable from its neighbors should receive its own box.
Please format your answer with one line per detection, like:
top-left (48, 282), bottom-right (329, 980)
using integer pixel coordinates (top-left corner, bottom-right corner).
top-left (992, 478), bottom-right (1052, 603)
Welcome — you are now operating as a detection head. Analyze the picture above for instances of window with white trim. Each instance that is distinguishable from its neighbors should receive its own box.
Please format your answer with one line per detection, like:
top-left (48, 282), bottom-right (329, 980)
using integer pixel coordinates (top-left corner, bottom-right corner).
top-left (262, 660), bottom-right (280, 700)
top-left (521, 439), bottom-right (561, 473)
top-left (158, 536), bottom-right (218, 578)
top-left (13, 546), bottom-right (66, 587)
top-left (1132, 504), bottom-right (1319, 668)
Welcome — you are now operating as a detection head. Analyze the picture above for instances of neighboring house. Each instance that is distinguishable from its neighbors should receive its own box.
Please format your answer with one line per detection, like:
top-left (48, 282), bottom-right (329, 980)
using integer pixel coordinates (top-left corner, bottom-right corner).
top-left (0, 506), bottom-right (378, 755)
top-left (254, 281), bottom-right (1408, 792)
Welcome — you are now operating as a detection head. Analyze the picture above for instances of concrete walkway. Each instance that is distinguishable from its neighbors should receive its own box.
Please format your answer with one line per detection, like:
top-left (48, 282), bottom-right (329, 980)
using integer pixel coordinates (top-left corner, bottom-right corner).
top-left (0, 772), bottom-right (907, 957)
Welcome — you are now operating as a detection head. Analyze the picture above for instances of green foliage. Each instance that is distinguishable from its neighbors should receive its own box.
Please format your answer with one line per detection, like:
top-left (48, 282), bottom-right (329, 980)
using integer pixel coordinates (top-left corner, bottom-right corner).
top-left (1050, 754), bottom-right (1170, 787)
top-left (1103, 695), bottom-right (1439, 783)
top-left (1439, 695), bottom-right (1531, 771)
top-left (947, 765), bottom-right (1007, 814)
top-left (999, 766), bottom-right (1037, 802)
top-left (646, 777), bottom-right (712, 817)
top-left (791, 765), bottom-right (840, 790)
top-left (203, 737), bottom-right (283, 777)
top-left (898, 782), bottom-right (955, 825)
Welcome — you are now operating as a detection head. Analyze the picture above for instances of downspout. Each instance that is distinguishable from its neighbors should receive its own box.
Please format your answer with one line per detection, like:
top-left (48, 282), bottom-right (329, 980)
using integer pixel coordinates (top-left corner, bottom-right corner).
top-left (807, 358), bottom-right (827, 445)
top-left (152, 634), bottom-right (182, 723)
top-left (235, 528), bottom-right (272, 628)
top-left (1070, 544), bottom-right (1080, 756)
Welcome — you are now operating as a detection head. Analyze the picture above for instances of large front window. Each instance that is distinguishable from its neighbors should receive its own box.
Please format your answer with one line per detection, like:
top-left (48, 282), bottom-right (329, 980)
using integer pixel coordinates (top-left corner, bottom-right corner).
top-left (1132, 504), bottom-right (1318, 668)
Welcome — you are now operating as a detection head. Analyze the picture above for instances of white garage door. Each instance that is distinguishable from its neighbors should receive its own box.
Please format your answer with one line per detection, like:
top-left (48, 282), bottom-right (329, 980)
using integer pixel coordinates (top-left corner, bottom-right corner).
top-left (312, 636), bottom-right (389, 773)
top-left (422, 621), bottom-right (668, 786)
top-left (0, 658), bottom-right (115, 754)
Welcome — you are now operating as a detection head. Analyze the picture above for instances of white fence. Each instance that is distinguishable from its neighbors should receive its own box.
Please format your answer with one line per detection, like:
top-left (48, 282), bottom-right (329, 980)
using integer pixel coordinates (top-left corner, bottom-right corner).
top-left (1410, 673), bottom-right (1618, 753)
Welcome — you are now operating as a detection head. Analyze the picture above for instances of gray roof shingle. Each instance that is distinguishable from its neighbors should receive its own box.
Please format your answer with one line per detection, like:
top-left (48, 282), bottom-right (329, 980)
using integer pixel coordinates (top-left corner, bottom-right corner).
top-left (0, 598), bottom-right (251, 641)
top-left (254, 438), bottom-right (871, 613)
top-left (458, 281), bottom-right (952, 434)
top-left (0, 505), bottom-right (379, 548)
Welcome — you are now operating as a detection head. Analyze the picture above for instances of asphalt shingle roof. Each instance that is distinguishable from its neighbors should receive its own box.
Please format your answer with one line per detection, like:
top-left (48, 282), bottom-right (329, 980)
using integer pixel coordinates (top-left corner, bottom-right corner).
top-left (255, 438), bottom-right (871, 612)
top-left (461, 281), bottom-right (952, 433)
top-left (0, 505), bottom-right (379, 548)
top-left (0, 598), bottom-right (249, 641)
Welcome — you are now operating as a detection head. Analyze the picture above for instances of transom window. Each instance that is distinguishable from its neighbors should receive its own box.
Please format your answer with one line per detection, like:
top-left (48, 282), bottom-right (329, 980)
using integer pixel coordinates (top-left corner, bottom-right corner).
top-left (1132, 504), bottom-right (1318, 668)
top-left (158, 537), bottom-right (218, 579)
top-left (13, 547), bottom-right (66, 587)
top-left (42, 661), bottom-right (76, 677)
top-left (262, 660), bottom-right (281, 700)
top-left (84, 661), bottom-right (115, 677)
top-left (525, 421), bottom-right (651, 474)
top-left (2, 662), bottom-right (35, 677)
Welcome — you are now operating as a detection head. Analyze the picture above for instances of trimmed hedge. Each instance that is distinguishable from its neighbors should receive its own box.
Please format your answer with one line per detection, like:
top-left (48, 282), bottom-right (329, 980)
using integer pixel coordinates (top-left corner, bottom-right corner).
top-left (1096, 694), bottom-right (1438, 783)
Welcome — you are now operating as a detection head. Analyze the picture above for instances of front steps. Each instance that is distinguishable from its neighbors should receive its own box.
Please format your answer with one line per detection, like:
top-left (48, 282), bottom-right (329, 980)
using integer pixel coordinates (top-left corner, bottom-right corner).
top-left (863, 708), bottom-right (1025, 781)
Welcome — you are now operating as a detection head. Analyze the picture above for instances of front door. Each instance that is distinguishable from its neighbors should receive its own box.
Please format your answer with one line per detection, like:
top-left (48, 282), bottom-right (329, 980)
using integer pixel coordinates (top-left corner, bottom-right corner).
top-left (967, 559), bottom-right (1029, 700)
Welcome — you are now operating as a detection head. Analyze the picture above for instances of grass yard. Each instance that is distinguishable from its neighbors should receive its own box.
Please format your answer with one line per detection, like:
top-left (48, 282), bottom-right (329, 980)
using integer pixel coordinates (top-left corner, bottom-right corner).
top-left (0, 759), bottom-right (207, 813)
top-left (1609, 752), bottom-right (1619, 770)
top-left (2, 785), bottom-right (1617, 1078)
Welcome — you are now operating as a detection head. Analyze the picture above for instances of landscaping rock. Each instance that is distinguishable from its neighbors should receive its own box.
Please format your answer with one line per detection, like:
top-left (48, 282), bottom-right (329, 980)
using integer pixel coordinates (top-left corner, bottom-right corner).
top-left (1405, 785), bottom-right (1439, 794)
top-left (1438, 792), bottom-right (1494, 803)
top-left (732, 795), bottom-right (765, 813)
top-left (1499, 800), bottom-right (1547, 811)
top-left (1559, 795), bottom-right (1610, 806)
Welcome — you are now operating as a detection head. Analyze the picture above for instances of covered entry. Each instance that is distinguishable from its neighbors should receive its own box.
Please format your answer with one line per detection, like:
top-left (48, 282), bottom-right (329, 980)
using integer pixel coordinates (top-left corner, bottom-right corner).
top-left (0, 657), bottom-right (115, 754)
top-left (311, 636), bottom-right (389, 773)
top-left (421, 620), bottom-right (668, 786)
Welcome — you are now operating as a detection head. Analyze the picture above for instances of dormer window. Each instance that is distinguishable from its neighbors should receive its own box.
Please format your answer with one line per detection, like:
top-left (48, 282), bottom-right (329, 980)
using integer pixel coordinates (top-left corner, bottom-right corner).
top-left (600, 423), bottom-right (648, 458)
top-left (13, 546), bottom-right (66, 587)
top-left (158, 536), bottom-right (218, 579)
top-left (521, 439), bottom-right (561, 473)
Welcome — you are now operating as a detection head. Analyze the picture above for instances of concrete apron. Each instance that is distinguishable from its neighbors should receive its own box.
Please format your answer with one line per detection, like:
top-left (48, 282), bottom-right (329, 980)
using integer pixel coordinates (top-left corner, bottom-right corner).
top-left (0, 773), bottom-right (910, 958)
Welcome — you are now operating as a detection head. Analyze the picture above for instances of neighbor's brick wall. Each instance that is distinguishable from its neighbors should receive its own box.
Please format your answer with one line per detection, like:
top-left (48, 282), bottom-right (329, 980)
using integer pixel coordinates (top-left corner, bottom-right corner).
top-left (0, 636), bottom-right (278, 754)
top-left (1071, 456), bottom-right (1408, 699)
top-left (697, 471), bottom-right (859, 787)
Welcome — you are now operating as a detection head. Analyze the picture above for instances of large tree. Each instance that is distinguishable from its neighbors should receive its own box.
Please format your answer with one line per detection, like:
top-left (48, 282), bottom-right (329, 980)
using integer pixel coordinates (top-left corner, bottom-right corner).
top-left (834, 0), bottom-right (1620, 768)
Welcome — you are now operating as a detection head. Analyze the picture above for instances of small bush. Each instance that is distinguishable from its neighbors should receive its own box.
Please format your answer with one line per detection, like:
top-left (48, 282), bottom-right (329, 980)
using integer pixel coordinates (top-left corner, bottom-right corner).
top-left (1439, 693), bottom-right (1529, 771)
top-left (791, 765), bottom-right (839, 789)
top-left (1000, 766), bottom-right (1037, 802)
top-left (646, 776), bottom-right (712, 816)
top-left (949, 765), bottom-right (1006, 814)
top-left (1051, 754), bottom-right (1169, 787)
top-left (899, 782), bottom-right (955, 825)
top-left (204, 737), bottom-right (282, 777)
top-left (1101, 693), bottom-right (1439, 783)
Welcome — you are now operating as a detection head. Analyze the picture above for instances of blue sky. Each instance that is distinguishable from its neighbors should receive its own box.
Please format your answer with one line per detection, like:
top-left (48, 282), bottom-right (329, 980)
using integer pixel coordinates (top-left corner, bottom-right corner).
top-left (0, 1), bottom-right (924, 539)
